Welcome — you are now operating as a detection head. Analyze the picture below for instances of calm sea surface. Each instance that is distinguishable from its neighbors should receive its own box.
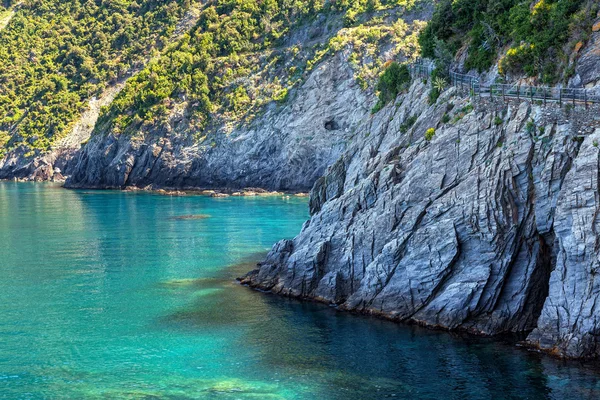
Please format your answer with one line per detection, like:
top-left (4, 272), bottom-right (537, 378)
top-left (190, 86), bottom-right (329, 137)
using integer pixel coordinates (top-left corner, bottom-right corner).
top-left (1, 182), bottom-right (600, 399)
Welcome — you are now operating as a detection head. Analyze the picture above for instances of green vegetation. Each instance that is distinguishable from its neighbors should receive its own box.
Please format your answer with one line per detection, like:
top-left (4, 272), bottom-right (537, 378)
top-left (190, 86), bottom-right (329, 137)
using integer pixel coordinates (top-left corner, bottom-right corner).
top-left (425, 127), bottom-right (435, 141)
top-left (0, 0), bottom-right (194, 158)
top-left (419, 0), bottom-right (596, 83)
top-left (399, 114), bottom-right (417, 133)
top-left (427, 67), bottom-right (447, 104)
top-left (451, 103), bottom-right (474, 123)
top-left (103, 0), bottom-right (426, 136)
top-left (372, 61), bottom-right (411, 112)
top-left (526, 120), bottom-right (537, 135)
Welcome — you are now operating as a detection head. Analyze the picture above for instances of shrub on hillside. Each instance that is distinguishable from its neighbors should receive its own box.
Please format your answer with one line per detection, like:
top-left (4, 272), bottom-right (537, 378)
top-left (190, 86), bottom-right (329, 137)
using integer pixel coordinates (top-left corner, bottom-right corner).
top-left (372, 62), bottom-right (411, 113)
top-left (425, 127), bottom-right (435, 141)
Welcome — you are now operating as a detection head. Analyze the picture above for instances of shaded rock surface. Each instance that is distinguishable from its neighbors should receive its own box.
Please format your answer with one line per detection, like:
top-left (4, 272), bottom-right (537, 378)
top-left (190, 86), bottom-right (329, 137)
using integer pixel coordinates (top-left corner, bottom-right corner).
top-left (243, 80), bottom-right (600, 359)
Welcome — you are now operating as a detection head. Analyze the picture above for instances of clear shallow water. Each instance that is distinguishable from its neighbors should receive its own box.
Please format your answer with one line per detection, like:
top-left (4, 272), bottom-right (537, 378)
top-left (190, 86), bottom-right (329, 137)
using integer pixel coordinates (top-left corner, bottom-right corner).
top-left (1, 183), bottom-right (600, 400)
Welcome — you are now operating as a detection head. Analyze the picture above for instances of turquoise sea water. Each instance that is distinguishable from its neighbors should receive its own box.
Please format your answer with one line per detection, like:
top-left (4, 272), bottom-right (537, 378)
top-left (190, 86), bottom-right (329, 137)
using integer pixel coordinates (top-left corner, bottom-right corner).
top-left (1, 182), bottom-right (600, 399)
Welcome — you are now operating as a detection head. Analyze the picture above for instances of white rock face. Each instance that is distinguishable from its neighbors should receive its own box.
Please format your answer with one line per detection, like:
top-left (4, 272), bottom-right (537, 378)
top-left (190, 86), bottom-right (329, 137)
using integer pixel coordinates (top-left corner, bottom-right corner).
top-left (243, 81), bottom-right (600, 359)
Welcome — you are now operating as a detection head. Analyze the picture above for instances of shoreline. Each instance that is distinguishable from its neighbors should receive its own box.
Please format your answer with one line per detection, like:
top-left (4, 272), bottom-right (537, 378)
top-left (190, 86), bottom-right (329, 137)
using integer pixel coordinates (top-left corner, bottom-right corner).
top-left (0, 178), bottom-right (310, 198)
top-left (3, 176), bottom-right (597, 363)
top-left (238, 274), bottom-right (598, 362)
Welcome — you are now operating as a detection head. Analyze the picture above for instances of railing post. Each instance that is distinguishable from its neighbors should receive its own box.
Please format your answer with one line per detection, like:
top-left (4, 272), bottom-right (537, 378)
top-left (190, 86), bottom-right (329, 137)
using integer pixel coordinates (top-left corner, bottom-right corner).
top-left (517, 85), bottom-right (520, 101)
top-left (529, 86), bottom-right (532, 101)
top-left (543, 88), bottom-right (547, 105)
top-left (502, 85), bottom-right (505, 102)
top-left (572, 89), bottom-right (575, 106)
top-left (559, 88), bottom-right (562, 107)
top-left (585, 89), bottom-right (588, 108)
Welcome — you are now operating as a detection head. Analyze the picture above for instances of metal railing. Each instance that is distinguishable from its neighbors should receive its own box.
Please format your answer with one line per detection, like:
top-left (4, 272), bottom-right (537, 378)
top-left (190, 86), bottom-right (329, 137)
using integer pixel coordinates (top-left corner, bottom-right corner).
top-left (409, 61), bottom-right (600, 106)
top-left (408, 61), bottom-right (434, 80)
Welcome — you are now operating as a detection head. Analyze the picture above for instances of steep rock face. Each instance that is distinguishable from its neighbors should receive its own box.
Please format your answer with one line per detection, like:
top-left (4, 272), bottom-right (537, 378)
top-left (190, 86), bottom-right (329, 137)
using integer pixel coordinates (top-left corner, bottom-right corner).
top-left (65, 51), bottom-right (371, 191)
top-left (573, 12), bottom-right (600, 89)
top-left (243, 80), bottom-right (600, 358)
top-left (527, 134), bottom-right (600, 358)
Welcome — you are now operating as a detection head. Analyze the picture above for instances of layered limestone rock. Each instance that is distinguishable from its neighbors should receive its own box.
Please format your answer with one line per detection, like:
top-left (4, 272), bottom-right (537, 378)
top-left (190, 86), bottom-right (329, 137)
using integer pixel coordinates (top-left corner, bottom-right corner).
top-left (65, 51), bottom-right (371, 191)
top-left (243, 80), bottom-right (600, 359)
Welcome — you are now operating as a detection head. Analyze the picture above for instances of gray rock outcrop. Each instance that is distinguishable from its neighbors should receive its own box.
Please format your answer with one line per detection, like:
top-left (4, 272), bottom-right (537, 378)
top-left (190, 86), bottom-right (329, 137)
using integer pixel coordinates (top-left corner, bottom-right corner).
top-left (243, 80), bottom-right (600, 359)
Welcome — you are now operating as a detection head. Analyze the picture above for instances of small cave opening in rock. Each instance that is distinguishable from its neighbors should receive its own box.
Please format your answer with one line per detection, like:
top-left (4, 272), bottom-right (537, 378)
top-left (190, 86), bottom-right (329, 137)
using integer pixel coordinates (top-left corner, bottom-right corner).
top-left (324, 119), bottom-right (340, 131)
top-left (521, 232), bottom-right (556, 333)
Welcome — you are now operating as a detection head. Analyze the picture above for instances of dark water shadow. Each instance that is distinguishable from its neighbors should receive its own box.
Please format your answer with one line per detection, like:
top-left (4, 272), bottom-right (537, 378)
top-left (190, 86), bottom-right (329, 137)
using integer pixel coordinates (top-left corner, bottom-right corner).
top-left (155, 253), bottom-right (600, 400)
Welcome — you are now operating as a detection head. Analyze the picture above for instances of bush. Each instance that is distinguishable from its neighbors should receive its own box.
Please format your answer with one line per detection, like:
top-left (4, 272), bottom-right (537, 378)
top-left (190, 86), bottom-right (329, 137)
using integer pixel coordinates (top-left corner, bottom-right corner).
top-left (526, 120), bottom-right (536, 135)
top-left (498, 44), bottom-right (536, 76)
top-left (464, 23), bottom-right (495, 72)
top-left (428, 87), bottom-right (440, 105)
top-left (372, 62), bottom-right (411, 113)
top-left (425, 128), bottom-right (436, 141)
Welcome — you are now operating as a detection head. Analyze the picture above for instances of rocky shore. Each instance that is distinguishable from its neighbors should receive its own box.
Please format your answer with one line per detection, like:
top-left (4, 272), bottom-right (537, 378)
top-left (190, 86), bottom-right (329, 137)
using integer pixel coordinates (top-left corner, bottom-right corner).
top-left (242, 81), bottom-right (600, 360)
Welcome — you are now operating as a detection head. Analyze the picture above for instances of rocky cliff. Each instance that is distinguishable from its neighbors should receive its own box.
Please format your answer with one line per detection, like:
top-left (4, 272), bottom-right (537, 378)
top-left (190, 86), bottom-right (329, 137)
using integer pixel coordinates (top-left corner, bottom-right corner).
top-left (13, 3), bottom-right (430, 191)
top-left (64, 51), bottom-right (371, 191)
top-left (242, 80), bottom-right (600, 359)
top-left (4, 0), bottom-right (600, 361)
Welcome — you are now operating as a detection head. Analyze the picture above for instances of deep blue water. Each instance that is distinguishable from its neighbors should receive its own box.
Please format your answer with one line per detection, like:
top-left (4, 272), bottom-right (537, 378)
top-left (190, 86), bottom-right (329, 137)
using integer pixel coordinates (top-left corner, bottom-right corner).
top-left (1, 182), bottom-right (600, 399)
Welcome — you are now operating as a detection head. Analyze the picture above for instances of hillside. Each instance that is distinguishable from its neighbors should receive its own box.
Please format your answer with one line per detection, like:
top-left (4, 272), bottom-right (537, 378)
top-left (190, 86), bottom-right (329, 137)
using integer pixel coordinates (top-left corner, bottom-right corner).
top-left (419, 0), bottom-right (599, 86)
top-left (0, 0), bottom-right (199, 161)
top-left (64, 0), bottom-right (431, 190)
top-left (0, 0), bottom-right (430, 185)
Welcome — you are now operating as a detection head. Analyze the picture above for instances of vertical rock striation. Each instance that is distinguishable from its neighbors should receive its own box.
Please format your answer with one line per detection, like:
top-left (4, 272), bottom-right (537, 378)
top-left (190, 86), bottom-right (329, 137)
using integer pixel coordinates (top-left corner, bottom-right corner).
top-left (243, 81), bottom-right (600, 359)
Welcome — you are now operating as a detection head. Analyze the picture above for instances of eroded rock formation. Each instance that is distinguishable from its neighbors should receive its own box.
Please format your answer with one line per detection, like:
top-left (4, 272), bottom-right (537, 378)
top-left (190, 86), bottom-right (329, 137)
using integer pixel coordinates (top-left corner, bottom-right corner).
top-left (243, 81), bottom-right (600, 359)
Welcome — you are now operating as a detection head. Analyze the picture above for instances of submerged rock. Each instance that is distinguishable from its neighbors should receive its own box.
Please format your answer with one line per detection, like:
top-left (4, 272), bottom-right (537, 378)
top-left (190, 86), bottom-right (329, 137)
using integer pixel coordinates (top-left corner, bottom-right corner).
top-left (243, 81), bottom-right (600, 359)
top-left (169, 214), bottom-right (211, 221)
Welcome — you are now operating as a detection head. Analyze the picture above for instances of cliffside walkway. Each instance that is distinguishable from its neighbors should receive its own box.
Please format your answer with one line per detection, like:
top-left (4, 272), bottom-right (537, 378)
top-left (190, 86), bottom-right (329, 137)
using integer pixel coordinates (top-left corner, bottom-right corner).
top-left (409, 61), bottom-right (600, 106)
